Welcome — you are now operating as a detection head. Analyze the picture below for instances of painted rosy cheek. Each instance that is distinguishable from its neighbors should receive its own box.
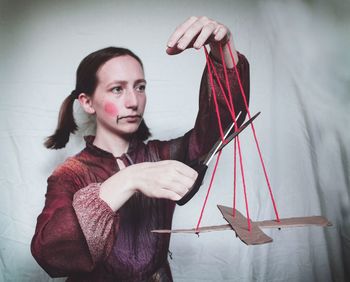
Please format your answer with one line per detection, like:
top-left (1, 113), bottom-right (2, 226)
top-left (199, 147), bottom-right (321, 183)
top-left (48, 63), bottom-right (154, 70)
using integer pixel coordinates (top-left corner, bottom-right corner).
top-left (104, 102), bottom-right (119, 117)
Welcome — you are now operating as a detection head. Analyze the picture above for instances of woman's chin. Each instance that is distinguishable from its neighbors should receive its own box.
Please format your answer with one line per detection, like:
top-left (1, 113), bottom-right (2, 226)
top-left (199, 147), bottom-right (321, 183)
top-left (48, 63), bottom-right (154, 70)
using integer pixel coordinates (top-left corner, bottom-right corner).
top-left (116, 124), bottom-right (141, 137)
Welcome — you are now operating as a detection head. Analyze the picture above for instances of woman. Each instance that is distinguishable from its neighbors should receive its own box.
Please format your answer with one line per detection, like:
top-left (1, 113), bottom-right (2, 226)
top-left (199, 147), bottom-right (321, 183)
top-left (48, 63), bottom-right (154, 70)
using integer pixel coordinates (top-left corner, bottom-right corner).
top-left (31, 16), bottom-right (250, 281)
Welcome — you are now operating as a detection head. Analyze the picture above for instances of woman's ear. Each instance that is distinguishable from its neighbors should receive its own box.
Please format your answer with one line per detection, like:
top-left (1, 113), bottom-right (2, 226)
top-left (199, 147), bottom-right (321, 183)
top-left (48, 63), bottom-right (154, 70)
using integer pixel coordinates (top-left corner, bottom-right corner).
top-left (78, 93), bottom-right (95, 114)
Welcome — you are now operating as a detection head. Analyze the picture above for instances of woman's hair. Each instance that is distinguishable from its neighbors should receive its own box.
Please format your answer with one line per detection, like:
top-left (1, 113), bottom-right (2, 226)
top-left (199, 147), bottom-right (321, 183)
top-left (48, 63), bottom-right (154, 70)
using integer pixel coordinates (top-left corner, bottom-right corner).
top-left (44, 47), bottom-right (151, 149)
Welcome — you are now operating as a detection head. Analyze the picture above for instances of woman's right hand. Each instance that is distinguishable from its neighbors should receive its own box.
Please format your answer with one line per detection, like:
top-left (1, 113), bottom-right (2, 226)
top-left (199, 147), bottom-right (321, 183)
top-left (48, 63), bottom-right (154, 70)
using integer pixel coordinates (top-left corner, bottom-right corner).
top-left (100, 160), bottom-right (198, 211)
top-left (131, 160), bottom-right (198, 200)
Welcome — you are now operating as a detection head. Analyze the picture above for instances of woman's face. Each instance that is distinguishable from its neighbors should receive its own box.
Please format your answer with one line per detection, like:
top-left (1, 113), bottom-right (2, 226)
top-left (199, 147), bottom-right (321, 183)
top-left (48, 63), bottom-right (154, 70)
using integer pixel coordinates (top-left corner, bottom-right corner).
top-left (90, 55), bottom-right (147, 138)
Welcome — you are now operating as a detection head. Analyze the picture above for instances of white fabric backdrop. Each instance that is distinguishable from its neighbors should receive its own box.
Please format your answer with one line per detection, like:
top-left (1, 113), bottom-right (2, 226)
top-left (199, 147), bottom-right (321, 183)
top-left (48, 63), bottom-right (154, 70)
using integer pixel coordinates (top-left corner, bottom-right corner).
top-left (0, 0), bottom-right (349, 281)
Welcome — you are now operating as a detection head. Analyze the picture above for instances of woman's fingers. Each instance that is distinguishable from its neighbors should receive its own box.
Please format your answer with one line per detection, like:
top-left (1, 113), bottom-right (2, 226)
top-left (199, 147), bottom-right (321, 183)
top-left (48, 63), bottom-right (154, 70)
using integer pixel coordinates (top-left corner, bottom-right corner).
top-left (156, 188), bottom-right (182, 201)
top-left (176, 19), bottom-right (208, 50)
top-left (167, 16), bottom-right (198, 48)
top-left (192, 22), bottom-right (216, 49)
top-left (171, 160), bottom-right (198, 179)
top-left (166, 16), bottom-right (230, 55)
top-left (158, 161), bottom-right (197, 196)
top-left (133, 160), bottom-right (198, 201)
top-left (166, 172), bottom-right (196, 196)
top-left (214, 25), bottom-right (230, 42)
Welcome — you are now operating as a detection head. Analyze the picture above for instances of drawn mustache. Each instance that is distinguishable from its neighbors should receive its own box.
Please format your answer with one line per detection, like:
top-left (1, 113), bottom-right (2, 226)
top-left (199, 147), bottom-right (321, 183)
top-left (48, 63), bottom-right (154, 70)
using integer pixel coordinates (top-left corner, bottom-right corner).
top-left (116, 114), bottom-right (143, 123)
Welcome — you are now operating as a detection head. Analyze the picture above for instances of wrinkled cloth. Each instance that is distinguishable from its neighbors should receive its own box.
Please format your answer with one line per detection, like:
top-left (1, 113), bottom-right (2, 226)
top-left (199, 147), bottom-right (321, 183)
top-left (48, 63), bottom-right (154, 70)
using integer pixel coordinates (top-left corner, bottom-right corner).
top-left (31, 52), bottom-right (250, 281)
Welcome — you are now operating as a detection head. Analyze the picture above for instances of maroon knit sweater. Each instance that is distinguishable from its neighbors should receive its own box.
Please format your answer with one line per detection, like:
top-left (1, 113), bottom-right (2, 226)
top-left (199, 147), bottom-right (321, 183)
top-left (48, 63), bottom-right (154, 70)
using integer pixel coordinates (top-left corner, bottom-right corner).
top-left (31, 53), bottom-right (250, 281)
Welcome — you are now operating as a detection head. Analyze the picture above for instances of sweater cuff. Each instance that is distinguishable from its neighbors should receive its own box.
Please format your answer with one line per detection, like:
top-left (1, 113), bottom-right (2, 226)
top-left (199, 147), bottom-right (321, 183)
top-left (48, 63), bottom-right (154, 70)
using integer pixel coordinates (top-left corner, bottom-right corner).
top-left (209, 50), bottom-right (244, 70)
top-left (73, 183), bottom-right (118, 263)
top-left (206, 52), bottom-right (245, 99)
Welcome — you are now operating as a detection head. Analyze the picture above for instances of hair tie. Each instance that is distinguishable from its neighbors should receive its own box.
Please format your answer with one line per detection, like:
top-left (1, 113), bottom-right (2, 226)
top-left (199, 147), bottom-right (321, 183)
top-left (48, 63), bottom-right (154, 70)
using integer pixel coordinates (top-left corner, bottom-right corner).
top-left (70, 90), bottom-right (78, 99)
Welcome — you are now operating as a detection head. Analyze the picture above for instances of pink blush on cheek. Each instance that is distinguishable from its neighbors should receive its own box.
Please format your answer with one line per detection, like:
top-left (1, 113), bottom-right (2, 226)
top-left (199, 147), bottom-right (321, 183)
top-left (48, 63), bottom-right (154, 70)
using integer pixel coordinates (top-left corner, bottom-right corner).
top-left (104, 102), bottom-right (119, 117)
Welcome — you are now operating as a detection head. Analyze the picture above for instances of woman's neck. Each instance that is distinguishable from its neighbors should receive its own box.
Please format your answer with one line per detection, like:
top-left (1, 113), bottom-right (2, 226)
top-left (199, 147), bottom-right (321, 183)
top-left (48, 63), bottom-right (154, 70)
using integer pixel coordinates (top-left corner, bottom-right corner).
top-left (93, 128), bottom-right (130, 157)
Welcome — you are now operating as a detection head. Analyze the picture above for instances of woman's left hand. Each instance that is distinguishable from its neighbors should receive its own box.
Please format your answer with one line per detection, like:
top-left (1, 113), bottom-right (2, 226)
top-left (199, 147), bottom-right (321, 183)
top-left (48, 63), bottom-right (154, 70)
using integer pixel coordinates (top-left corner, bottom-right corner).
top-left (166, 16), bottom-right (238, 67)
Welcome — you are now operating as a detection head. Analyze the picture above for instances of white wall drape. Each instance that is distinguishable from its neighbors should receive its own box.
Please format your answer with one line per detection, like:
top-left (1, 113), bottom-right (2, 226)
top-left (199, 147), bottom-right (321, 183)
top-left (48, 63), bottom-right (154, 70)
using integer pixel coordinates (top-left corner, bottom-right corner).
top-left (0, 0), bottom-right (349, 281)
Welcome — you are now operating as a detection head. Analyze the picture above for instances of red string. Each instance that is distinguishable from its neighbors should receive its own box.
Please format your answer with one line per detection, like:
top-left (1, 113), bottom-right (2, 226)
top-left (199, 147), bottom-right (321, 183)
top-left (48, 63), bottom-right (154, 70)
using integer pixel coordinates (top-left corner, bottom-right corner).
top-left (195, 150), bottom-right (222, 233)
top-left (195, 42), bottom-right (280, 232)
top-left (236, 135), bottom-right (251, 230)
top-left (196, 45), bottom-right (252, 231)
top-left (218, 45), bottom-right (235, 120)
top-left (204, 47), bottom-right (225, 142)
top-left (218, 45), bottom-right (246, 222)
top-left (195, 47), bottom-right (228, 231)
top-left (233, 138), bottom-right (237, 217)
top-left (205, 51), bottom-right (235, 119)
top-left (195, 48), bottom-right (236, 230)
top-left (207, 46), bottom-right (252, 228)
top-left (227, 43), bottom-right (280, 222)
top-left (217, 46), bottom-right (238, 218)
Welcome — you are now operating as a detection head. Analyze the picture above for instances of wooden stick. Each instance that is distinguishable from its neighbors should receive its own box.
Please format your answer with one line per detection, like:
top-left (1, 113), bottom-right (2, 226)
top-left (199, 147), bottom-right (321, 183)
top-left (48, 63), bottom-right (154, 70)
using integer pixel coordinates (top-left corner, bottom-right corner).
top-left (257, 216), bottom-right (332, 229)
top-left (152, 224), bottom-right (232, 234)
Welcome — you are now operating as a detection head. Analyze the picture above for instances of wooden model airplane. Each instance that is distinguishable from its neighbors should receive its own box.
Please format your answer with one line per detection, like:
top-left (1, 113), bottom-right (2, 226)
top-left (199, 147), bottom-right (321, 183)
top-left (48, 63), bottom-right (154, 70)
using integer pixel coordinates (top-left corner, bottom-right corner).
top-left (152, 113), bottom-right (332, 245)
top-left (153, 205), bottom-right (332, 245)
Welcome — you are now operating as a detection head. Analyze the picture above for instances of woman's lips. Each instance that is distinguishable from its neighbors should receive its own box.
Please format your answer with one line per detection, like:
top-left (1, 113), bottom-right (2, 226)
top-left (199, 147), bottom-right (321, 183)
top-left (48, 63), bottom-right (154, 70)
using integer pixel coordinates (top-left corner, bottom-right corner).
top-left (117, 115), bottom-right (142, 123)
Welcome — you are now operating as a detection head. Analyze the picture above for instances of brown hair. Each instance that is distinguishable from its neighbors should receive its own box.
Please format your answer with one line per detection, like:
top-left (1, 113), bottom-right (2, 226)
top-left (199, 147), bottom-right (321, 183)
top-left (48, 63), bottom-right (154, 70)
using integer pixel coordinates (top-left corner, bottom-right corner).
top-left (44, 47), bottom-right (151, 149)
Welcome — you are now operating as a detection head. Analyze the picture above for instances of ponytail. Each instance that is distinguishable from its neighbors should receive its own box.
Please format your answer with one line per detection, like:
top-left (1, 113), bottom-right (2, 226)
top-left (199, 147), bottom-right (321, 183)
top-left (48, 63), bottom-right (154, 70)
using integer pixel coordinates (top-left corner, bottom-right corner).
top-left (44, 91), bottom-right (78, 149)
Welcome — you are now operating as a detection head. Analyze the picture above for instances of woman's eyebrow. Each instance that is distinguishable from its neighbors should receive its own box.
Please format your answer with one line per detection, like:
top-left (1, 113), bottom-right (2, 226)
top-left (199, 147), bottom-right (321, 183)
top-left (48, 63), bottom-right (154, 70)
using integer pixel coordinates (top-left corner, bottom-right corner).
top-left (106, 80), bottom-right (127, 88)
top-left (134, 79), bottom-right (147, 85)
top-left (106, 79), bottom-right (146, 88)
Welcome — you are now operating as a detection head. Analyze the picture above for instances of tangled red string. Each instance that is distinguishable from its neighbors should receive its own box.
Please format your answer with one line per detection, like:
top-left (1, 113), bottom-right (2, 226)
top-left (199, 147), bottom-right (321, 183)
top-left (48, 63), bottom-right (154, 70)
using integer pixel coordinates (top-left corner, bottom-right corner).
top-left (195, 42), bottom-right (280, 233)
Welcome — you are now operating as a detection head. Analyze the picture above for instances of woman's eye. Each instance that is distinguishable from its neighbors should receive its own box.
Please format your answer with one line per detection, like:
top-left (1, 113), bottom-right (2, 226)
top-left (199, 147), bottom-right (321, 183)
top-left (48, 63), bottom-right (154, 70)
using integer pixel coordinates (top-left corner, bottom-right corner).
top-left (111, 86), bottom-right (123, 95)
top-left (136, 84), bottom-right (146, 92)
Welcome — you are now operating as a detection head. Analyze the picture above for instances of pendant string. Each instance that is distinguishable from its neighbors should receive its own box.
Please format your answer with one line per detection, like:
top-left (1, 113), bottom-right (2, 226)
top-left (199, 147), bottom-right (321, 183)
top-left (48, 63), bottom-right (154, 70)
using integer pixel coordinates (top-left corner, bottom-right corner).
top-left (204, 48), bottom-right (235, 118)
top-left (227, 43), bottom-right (280, 222)
top-left (204, 46), bottom-right (251, 230)
top-left (195, 48), bottom-right (228, 232)
top-left (204, 47), bottom-right (225, 142)
top-left (195, 41), bottom-right (281, 232)
top-left (233, 138), bottom-right (237, 217)
top-left (218, 45), bottom-right (251, 223)
top-left (195, 150), bottom-right (222, 233)
top-left (196, 47), bottom-right (251, 231)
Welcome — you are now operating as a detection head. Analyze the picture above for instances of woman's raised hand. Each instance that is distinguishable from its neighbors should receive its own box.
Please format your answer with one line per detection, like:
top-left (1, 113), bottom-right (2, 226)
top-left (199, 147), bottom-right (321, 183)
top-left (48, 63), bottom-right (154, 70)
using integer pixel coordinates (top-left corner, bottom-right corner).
top-left (166, 16), bottom-right (238, 68)
top-left (166, 16), bottom-right (231, 55)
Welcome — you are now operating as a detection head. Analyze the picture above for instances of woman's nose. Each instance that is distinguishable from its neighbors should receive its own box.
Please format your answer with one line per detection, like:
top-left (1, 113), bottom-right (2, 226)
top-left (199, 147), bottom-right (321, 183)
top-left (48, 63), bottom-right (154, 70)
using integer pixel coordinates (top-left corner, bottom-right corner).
top-left (124, 90), bottom-right (138, 109)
